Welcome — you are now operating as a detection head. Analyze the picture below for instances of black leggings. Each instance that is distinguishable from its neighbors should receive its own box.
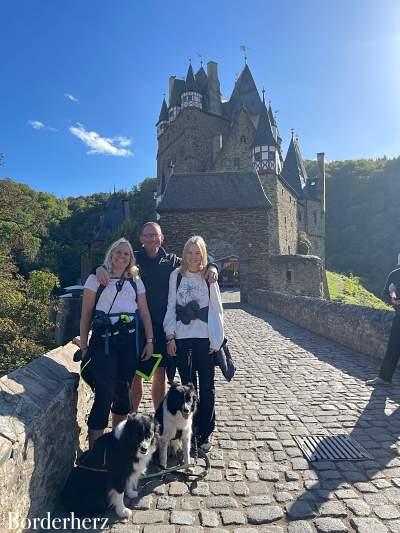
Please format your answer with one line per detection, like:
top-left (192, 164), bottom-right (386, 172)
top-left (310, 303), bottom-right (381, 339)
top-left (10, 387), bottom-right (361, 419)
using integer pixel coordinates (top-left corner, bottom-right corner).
top-left (88, 332), bottom-right (138, 430)
top-left (176, 338), bottom-right (215, 441)
top-left (379, 315), bottom-right (400, 382)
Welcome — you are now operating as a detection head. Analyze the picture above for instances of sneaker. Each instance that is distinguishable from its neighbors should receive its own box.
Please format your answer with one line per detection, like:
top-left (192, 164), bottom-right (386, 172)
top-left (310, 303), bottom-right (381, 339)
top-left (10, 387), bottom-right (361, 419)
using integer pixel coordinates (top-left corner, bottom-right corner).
top-left (366, 377), bottom-right (391, 386)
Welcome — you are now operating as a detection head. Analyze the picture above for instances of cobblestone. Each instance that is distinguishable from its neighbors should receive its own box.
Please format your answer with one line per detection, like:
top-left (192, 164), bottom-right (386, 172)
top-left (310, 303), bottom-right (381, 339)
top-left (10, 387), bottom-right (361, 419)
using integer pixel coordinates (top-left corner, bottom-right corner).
top-left (61, 296), bottom-right (400, 532)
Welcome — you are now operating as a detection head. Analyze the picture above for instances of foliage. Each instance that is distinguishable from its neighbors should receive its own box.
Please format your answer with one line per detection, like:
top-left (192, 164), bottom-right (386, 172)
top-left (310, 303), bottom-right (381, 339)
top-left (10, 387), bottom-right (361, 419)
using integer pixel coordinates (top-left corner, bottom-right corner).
top-left (0, 266), bottom-right (60, 376)
top-left (305, 157), bottom-right (400, 295)
top-left (326, 271), bottom-right (391, 310)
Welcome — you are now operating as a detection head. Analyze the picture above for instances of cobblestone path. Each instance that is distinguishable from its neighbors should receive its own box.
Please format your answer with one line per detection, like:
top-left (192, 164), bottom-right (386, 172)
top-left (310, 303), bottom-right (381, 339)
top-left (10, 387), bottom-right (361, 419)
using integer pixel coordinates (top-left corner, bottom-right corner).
top-left (67, 294), bottom-right (400, 532)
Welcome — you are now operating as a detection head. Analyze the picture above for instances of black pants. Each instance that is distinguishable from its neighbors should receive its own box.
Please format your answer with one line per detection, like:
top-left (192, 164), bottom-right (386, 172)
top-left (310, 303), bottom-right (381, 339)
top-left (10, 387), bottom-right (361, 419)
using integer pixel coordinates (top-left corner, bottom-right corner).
top-left (379, 315), bottom-right (400, 382)
top-left (176, 338), bottom-right (215, 441)
top-left (88, 332), bottom-right (138, 430)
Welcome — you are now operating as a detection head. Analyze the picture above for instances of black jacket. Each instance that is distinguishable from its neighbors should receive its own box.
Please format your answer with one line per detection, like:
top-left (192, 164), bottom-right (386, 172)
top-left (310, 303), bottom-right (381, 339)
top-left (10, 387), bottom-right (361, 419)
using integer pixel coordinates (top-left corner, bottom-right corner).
top-left (134, 247), bottom-right (181, 326)
top-left (383, 267), bottom-right (400, 315)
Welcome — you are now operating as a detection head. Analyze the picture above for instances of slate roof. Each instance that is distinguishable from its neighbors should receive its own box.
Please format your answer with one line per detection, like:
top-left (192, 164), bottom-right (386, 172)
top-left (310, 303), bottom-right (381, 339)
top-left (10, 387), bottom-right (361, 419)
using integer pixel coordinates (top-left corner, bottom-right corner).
top-left (157, 171), bottom-right (272, 212)
top-left (281, 135), bottom-right (308, 196)
top-left (157, 98), bottom-right (168, 124)
top-left (169, 78), bottom-right (185, 107)
top-left (195, 66), bottom-right (208, 93)
top-left (93, 194), bottom-right (127, 241)
top-left (184, 64), bottom-right (199, 92)
top-left (228, 64), bottom-right (264, 117)
top-left (268, 104), bottom-right (276, 127)
top-left (253, 104), bottom-right (276, 147)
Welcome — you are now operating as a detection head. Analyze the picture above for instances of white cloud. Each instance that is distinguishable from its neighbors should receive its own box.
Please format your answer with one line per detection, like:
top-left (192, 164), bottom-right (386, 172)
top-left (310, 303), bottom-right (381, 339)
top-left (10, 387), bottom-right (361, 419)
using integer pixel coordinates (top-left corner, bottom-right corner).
top-left (69, 124), bottom-right (133, 157)
top-left (111, 136), bottom-right (132, 148)
top-left (28, 120), bottom-right (58, 131)
top-left (65, 93), bottom-right (79, 103)
top-left (28, 120), bottom-right (45, 129)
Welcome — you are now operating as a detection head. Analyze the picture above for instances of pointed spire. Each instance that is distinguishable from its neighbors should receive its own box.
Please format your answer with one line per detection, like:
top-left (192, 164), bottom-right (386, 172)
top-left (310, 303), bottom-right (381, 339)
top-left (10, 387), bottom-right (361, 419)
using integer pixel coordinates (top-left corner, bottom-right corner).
top-left (185, 63), bottom-right (198, 92)
top-left (281, 133), bottom-right (308, 195)
top-left (158, 98), bottom-right (169, 123)
top-left (254, 104), bottom-right (276, 147)
top-left (268, 103), bottom-right (276, 127)
top-left (229, 63), bottom-right (263, 116)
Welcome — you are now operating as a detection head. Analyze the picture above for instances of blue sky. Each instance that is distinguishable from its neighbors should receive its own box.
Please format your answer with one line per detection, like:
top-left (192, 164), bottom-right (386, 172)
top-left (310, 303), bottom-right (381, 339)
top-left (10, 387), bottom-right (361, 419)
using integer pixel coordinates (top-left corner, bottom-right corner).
top-left (1, 0), bottom-right (399, 197)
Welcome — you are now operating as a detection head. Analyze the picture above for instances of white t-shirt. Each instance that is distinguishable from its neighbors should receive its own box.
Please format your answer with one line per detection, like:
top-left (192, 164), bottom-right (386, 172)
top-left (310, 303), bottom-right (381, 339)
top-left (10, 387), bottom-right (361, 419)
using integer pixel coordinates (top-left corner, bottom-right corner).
top-left (163, 269), bottom-right (224, 350)
top-left (84, 275), bottom-right (145, 324)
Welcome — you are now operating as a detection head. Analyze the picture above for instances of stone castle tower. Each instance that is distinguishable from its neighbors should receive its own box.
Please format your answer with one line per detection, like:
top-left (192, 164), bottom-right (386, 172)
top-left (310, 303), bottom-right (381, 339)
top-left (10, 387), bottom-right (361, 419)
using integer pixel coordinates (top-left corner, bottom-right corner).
top-left (156, 60), bottom-right (326, 298)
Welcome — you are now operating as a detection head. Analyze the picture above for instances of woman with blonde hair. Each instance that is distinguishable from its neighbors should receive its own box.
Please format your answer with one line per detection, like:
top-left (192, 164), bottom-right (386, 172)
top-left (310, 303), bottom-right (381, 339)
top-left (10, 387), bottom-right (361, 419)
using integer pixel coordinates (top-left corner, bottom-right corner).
top-left (164, 236), bottom-right (224, 452)
top-left (80, 238), bottom-right (154, 448)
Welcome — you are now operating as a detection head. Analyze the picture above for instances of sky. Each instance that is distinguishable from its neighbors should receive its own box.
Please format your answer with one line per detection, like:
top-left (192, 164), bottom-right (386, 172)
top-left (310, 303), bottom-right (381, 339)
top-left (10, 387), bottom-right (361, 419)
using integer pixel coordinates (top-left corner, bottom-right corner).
top-left (1, 0), bottom-right (400, 198)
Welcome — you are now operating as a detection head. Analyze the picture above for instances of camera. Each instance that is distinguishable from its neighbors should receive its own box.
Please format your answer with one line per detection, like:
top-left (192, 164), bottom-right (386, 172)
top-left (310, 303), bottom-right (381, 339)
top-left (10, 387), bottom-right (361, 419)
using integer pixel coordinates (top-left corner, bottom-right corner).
top-left (91, 310), bottom-right (112, 334)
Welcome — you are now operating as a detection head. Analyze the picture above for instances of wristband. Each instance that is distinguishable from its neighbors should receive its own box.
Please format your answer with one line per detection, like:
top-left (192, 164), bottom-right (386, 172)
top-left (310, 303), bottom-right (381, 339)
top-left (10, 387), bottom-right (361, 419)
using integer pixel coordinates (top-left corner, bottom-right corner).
top-left (146, 338), bottom-right (154, 344)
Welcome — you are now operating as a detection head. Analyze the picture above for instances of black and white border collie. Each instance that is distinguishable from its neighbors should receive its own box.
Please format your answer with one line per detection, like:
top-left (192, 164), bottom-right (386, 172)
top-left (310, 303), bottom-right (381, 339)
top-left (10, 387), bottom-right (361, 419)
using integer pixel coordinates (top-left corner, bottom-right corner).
top-left (155, 382), bottom-right (197, 469)
top-left (61, 413), bottom-right (156, 519)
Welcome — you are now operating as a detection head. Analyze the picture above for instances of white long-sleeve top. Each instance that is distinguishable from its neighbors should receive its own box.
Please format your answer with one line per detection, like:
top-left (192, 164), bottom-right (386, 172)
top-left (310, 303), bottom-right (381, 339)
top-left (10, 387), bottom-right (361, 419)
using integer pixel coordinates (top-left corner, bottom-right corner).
top-left (163, 268), bottom-right (224, 351)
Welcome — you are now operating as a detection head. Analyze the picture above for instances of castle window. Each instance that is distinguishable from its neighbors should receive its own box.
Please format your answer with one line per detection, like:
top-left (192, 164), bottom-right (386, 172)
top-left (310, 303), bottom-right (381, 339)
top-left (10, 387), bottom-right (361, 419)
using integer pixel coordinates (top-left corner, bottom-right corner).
top-left (298, 211), bottom-right (302, 221)
top-left (286, 270), bottom-right (292, 282)
top-left (284, 216), bottom-right (287, 225)
top-left (240, 135), bottom-right (246, 143)
top-left (268, 151), bottom-right (275, 161)
top-left (234, 157), bottom-right (240, 168)
top-left (313, 210), bottom-right (317, 224)
top-left (289, 196), bottom-right (292, 203)
top-left (288, 246), bottom-right (291, 254)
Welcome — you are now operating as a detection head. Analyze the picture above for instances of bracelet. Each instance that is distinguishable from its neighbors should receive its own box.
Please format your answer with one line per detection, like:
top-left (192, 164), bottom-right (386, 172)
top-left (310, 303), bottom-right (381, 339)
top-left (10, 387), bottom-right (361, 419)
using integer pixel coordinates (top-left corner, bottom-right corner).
top-left (166, 338), bottom-right (175, 345)
top-left (146, 338), bottom-right (154, 344)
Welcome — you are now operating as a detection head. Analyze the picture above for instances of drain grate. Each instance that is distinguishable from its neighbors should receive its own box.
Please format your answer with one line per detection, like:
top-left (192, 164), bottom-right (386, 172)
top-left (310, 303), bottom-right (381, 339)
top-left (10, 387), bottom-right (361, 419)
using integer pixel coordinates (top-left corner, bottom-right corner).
top-left (293, 434), bottom-right (373, 462)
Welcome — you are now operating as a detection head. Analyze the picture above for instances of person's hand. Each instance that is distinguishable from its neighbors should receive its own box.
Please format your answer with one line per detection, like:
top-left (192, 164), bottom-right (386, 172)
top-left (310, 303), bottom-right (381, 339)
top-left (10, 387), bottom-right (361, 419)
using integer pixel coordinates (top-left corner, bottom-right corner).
top-left (205, 266), bottom-right (218, 284)
top-left (391, 297), bottom-right (400, 305)
top-left (208, 347), bottom-right (218, 355)
top-left (167, 339), bottom-right (177, 357)
top-left (96, 266), bottom-right (110, 286)
top-left (141, 342), bottom-right (153, 361)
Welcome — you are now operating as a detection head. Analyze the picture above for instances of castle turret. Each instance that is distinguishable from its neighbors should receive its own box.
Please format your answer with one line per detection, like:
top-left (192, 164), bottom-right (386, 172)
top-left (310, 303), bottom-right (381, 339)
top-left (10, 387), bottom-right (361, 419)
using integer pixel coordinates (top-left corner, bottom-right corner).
top-left (181, 64), bottom-right (202, 109)
top-left (281, 132), bottom-right (307, 195)
top-left (252, 104), bottom-right (280, 175)
top-left (168, 76), bottom-right (184, 122)
top-left (156, 98), bottom-right (169, 138)
top-left (207, 61), bottom-right (222, 116)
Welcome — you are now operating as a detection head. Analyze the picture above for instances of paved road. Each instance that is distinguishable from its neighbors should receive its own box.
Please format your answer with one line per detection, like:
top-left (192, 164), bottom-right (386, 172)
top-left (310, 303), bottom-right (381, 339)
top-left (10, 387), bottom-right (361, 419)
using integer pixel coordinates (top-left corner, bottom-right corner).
top-left (61, 292), bottom-right (400, 532)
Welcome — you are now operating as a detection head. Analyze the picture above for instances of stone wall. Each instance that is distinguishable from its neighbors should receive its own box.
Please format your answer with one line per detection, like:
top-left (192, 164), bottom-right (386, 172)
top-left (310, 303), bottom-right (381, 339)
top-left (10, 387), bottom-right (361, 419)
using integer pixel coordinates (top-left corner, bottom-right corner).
top-left (0, 341), bottom-right (91, 532)
top-left (55, 296), bottom-right (82, 346)
top-left (267, 254), bottom-right (327, 298)
top-left (160, 208), bottom-right (270, 302)
top-left (248, 288), bottom-right (392, 360)
top-left (157, 107), bottom-right (230, 180)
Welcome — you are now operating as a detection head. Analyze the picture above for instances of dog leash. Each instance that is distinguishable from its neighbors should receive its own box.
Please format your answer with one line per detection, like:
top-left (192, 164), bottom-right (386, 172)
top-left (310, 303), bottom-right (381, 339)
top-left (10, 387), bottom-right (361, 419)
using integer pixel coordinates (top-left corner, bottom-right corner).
top-left (140, 447), bottom-right (210, 481)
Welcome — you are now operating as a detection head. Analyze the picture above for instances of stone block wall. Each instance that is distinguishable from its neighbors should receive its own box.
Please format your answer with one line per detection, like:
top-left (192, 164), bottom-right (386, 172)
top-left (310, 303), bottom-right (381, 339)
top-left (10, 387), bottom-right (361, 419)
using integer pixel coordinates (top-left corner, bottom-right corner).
top-left (0, 341), bottom-right (92, 532)
top-left (161, 208), bottom-right (270, 302)
top-left (248, 288), bottom-right (392, 360)
top-left (157, 107), bottom-right (230, 179)
top-left (55, 296), bottom-right (82, 346)
top-left (267, 254), bottom-right (327, 298)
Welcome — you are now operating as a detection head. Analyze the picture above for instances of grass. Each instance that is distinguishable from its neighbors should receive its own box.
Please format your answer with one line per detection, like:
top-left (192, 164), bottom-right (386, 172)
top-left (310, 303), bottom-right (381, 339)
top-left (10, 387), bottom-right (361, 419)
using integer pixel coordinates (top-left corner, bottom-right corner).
top-left (326, 271), bottom-right (392, 310)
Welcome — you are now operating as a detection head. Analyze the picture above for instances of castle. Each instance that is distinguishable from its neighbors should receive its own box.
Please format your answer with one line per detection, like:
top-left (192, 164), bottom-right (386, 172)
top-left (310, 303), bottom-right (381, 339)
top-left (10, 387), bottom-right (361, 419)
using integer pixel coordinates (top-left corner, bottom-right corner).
top-left (155, 60), bottom-right (326, 298)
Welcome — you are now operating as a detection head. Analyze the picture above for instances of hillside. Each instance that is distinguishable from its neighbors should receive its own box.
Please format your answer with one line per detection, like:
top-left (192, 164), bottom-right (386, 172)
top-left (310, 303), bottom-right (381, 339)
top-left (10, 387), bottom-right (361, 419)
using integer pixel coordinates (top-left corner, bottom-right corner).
top-left (326, 271), bottom-right (391, 310)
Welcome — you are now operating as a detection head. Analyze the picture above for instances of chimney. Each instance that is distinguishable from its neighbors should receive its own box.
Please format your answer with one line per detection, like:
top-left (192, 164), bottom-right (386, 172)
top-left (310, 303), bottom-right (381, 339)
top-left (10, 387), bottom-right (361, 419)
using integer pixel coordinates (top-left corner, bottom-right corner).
top-left (207, 61), bottom-right (222, 116)
top-left (316, 152), bottom-right (325, 212)
top-left (169, 76), bottom-right (176, 107)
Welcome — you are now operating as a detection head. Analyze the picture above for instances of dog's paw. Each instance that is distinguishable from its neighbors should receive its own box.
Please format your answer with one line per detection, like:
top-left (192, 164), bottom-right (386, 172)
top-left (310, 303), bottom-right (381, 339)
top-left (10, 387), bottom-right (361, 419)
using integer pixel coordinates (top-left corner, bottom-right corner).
top-left (125, 488), bottom-right (138, 499)
top-left (116, 506), bottom-right (132, 519)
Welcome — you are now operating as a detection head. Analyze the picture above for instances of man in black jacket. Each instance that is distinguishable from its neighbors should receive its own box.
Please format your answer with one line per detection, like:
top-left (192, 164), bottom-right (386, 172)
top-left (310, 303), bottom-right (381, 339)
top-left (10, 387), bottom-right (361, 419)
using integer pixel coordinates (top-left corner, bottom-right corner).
top-left (95, 222), bottom-right (217, 409)
top-left (367, 266), bottom-right (400, 386)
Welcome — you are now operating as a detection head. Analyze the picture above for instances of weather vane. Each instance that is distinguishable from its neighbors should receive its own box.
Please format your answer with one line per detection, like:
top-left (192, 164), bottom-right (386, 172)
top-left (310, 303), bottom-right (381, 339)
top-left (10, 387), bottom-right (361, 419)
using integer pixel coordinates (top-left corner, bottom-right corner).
top-left (261, 86), bottom-right (266, 104)
top-left (240, 44), bottom-right (250, 64)
top-left (197, 52), bottom-right (205, 66)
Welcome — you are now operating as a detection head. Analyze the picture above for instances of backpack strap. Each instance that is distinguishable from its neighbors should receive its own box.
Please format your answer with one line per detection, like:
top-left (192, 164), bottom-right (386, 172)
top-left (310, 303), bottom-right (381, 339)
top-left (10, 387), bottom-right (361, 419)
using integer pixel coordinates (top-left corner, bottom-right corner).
top-left (94, 277), bottom-right (138, 308)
